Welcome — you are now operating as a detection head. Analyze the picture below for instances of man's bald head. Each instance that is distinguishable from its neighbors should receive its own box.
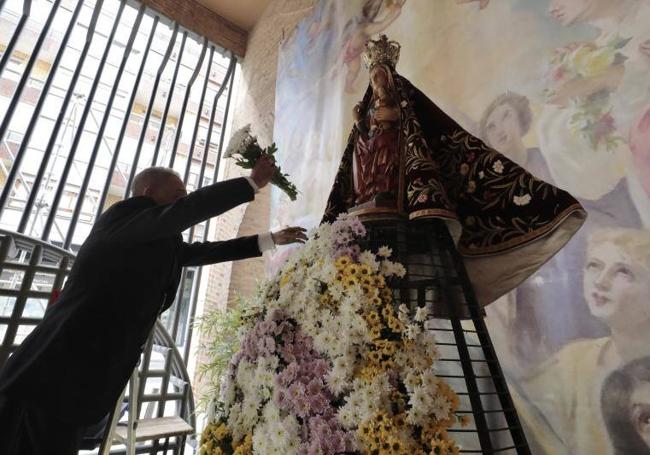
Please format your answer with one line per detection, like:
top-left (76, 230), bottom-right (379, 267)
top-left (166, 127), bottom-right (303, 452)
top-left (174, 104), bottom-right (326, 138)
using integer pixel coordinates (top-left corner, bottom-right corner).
top-left (132, 167), bottom-right (187, 205)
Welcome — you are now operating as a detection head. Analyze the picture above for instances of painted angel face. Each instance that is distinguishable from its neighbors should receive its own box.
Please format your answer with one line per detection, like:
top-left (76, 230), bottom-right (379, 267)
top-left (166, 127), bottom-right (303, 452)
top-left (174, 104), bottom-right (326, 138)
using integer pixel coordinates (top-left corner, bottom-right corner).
top-left (583, 241), bottom-right (650, 329)
top-left (631, 382), bottom-right (650, 451)
top-left (484, 102), bottom-right (524, 155)
top-left (548, 0), bottom-right (593, 26)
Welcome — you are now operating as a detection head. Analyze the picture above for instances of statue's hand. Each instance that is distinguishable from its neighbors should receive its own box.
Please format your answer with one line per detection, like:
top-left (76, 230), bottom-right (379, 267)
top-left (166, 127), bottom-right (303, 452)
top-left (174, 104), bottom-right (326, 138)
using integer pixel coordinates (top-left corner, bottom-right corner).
top-left (352, 102), bottom-right (363, 122)
top-left (374, 106), bottom-right (398, 122)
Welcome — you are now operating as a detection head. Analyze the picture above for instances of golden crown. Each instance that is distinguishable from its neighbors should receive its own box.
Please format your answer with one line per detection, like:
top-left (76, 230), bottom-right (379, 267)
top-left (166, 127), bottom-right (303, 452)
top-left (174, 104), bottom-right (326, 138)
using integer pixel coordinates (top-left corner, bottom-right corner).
top-left (362, 34), bottom-right (401, 69)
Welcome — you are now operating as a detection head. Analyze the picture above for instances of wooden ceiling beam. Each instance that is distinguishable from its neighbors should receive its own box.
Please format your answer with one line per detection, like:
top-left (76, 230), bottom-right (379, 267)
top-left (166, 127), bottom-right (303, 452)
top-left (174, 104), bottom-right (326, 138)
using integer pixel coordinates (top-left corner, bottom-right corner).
top-left (140, 0), bottom-right (248, 57)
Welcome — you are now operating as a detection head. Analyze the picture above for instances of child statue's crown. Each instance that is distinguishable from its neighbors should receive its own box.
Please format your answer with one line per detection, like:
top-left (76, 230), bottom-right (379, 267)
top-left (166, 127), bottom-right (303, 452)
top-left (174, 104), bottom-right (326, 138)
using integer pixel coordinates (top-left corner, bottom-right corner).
top-left (362, 34), bottom-right (401, 69)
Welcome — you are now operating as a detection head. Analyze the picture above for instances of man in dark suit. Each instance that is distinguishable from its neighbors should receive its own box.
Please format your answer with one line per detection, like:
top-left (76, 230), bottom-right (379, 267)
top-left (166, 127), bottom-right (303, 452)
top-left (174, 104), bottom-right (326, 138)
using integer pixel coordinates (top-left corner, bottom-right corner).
top-left (0, 157), bottom-right (306, 454)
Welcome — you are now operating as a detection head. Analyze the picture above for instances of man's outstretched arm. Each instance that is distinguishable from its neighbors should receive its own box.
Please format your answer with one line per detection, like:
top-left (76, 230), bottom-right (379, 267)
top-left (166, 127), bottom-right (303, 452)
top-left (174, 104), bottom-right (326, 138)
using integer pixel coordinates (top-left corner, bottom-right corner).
top-left (180, 235), bottom-right (262, 266)
top-left (100, 177), bottom-right (256, 243)
top-left (180, 227), bottom-right (307, 266)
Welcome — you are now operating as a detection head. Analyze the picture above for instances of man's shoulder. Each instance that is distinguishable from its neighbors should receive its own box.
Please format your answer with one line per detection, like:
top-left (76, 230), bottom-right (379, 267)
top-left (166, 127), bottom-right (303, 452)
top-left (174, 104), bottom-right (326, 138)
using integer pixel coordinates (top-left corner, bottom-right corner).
top-left (89, 197), bottom-right (157, 240)
top-left (97, 196), bottom-right (155, 222)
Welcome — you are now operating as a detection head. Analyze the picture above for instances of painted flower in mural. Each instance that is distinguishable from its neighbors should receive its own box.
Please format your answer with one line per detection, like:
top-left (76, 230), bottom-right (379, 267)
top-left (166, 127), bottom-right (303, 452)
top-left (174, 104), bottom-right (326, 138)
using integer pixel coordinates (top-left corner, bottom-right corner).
top-left (513, 193), bottom-right (532, 206)
top-left (545, 36), bottom-right (630, 152)
top-left (198, 214), bottom-right (467, 454)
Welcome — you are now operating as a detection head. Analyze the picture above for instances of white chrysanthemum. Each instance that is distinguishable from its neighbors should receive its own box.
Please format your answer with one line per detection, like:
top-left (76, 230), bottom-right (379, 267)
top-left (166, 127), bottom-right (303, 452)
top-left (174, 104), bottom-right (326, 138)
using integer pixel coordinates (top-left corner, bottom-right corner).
top-left (316, 260), bottom-right (338, 283)
top-left (358, 251), bottom-right (380, 272)
top-left (377, 245), bottom-right (393, 258)
top-left (414, 306), bottom-right (430, 322)
top-left (251, 403), bottom-right (300, 455)
top-left (404, 323), bottom-right (421, 340)
top-left (326, 369), bottom-right (350, 396)
top-left (431, 394), bottom-right (452, 421)
top-left (380, 260), bottom-right (406, 278)
top-left (392, 262), bottom-right (406, 278)
top-left (403, 371), bottom-right (420, 392)
top-left (422, 369), bottom-right (438, 389)
top-left (224, 124), bottom-right (256, 158)
top-left (420, 331), bottom-right (439, 358)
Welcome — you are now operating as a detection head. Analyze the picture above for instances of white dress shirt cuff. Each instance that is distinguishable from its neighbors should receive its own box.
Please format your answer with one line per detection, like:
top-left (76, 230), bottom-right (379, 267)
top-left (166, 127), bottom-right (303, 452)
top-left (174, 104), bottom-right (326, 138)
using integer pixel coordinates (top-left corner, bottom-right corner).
top-left (244, 176), bottom-right (260, 193)
top-left (258, 232), bottom-right (275, 252)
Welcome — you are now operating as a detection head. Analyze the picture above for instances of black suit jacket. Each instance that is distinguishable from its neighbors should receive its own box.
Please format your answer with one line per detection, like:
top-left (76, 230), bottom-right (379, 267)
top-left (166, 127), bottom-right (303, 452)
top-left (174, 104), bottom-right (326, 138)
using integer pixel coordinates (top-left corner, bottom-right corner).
top-left (0, 177), bottom-right (262, 423)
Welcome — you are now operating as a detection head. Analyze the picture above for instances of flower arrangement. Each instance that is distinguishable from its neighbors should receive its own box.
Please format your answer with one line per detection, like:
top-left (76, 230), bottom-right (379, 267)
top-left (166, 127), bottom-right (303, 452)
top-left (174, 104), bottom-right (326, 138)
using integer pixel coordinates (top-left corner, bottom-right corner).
top-left (199, 214), bottom-right (467, 454)
top-left (544, 36), bottom-right (630, 152)
top-left (224, 124), bottom-right (298, 200)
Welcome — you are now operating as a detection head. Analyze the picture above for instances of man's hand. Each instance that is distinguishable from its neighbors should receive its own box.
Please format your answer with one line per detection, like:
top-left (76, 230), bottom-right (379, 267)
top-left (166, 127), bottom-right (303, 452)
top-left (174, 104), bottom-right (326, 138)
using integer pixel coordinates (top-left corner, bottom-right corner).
top-left (251, 155), bottom-right (277, 189)
top-left (271, 227), bottom-right (308, 245)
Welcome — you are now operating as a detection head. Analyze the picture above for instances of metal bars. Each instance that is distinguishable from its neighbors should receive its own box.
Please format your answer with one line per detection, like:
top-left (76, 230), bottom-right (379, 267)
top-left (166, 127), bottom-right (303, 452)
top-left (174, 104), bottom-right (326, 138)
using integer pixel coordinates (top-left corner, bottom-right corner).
top-left (0, 0), bottom-right (240, 387)
top-left (124, 21), bottom-right (179, 199)
top-left (0, 1), bottom-right (237, 251)
top-left (64, 2), bottom-right (147, 248)
top-left (0, 0), bottom-right (85, 220)
top-left (0, 0), bottom-right (32, 76)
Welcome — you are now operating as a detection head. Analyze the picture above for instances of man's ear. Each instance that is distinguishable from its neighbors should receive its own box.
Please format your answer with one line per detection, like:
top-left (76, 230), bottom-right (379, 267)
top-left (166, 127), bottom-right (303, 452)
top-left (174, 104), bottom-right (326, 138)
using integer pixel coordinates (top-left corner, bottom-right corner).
top-left (142, 186), bottom-right (153, 197)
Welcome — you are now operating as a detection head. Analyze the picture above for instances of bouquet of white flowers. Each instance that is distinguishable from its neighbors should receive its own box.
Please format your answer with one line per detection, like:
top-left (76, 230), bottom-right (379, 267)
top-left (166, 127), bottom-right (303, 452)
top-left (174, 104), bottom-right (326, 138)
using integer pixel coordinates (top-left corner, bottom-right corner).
top-left (224, 125), bottom-right (298, 201)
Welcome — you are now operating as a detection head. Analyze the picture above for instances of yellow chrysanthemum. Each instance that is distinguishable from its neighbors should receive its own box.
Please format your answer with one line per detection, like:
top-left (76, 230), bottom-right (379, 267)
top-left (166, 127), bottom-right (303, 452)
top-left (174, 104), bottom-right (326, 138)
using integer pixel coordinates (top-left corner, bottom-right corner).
top-left (344, 275), bottom-right (359, 287)
top-left (345, 263), bottom-right (360, 276)
top-left (387, 316), bottom-right (404, 333)
top-left (381, 343), bottom-right (396, 356)
top-left (233, 433), bottom-right (253, 455)
top-left (372, 350), bottom-right (384, 362)
top-left (359, 264), bottom-right (372, 276)
top-left (430, 438), bottom-right (453, 455)
top-left (279, 272), bottom-right (292, 288)
top-left (215, 423), bottom-right (230, 439)
top-left (335, 256), bottom-right (352, 269)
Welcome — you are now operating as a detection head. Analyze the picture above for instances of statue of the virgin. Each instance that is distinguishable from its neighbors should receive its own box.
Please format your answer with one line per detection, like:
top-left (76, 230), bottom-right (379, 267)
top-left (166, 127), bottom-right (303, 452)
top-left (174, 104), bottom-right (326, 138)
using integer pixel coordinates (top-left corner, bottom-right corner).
top-left (323, 34), bottom-right (587, 306)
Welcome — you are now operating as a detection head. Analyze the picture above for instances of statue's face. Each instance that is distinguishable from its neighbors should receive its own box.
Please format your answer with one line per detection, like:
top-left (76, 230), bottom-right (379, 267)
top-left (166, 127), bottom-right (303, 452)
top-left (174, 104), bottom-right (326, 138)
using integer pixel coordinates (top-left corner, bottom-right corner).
top-left (370, 66), bottom-right (389, 93)
top-left (583, 240), bottom-right (650, 329)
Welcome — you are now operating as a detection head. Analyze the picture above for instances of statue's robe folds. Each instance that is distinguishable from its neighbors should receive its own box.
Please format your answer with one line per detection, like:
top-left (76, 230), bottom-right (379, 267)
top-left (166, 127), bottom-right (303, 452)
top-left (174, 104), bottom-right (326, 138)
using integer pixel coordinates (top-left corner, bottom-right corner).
top-left (322, 72), bottom-right (586, 306)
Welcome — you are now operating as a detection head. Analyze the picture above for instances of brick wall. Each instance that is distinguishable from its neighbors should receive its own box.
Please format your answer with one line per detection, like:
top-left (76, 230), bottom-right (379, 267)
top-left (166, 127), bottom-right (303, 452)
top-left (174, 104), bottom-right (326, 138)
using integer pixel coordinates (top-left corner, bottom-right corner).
top-left (191, 0), bottom-right (317, 401)
top-left (227, 0), bottom-right (318, 300)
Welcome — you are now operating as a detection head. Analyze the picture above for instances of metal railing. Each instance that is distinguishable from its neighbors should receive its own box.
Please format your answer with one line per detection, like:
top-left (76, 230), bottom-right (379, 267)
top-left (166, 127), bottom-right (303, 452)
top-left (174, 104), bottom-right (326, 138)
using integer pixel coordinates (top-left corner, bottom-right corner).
top-left (0, 229), bottom-right (197, 453)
